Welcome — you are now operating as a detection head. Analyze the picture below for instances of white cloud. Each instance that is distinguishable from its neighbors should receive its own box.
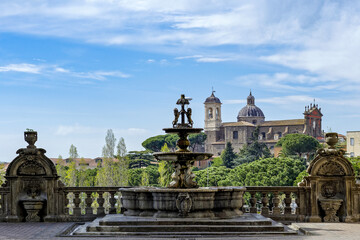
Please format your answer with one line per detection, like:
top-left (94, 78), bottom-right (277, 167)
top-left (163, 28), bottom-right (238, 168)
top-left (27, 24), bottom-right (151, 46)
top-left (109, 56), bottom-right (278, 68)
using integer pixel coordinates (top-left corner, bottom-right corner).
top-left (55, 124), bottom-right (96, 136)
top-left (56, 124), bottom-right (148, 137)
top-left (231, 73), bottom-right (340, 92)
top-left (224, 95), bottom-right (315, 105)
top-left (1, 1), bottom-right (360, 89)
top-left (176, 55), bottom-right (233, 63)
top-left (0, 62), bottom-right (130, 83)
top-left (0, 63), bottom-right (42, 74)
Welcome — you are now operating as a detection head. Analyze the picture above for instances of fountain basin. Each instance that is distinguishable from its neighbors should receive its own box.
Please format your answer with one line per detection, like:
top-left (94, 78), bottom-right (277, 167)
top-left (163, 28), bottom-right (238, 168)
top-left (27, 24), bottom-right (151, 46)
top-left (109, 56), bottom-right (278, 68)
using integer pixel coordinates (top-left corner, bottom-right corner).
top-left (120, 187), bottom-right (246, 219)
top-left (21, 200), bottom-right (45, 222)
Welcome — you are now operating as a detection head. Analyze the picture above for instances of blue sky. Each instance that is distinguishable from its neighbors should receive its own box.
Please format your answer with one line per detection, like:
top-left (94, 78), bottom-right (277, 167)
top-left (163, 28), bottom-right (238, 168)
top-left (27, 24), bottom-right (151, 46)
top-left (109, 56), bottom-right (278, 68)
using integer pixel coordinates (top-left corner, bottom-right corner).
top-left (1, 0), bottom-right (360, 161)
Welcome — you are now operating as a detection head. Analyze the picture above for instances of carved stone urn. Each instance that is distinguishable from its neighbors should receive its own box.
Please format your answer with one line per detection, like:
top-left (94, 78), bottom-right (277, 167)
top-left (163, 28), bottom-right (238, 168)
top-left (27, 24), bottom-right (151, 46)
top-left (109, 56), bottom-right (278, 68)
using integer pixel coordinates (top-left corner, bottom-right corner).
top-left (24, 131), bottom-right (37, 148)
top-left (325, 132), bottom-right (338, 148)
top-left (319, 199), bottom-right (343, 222)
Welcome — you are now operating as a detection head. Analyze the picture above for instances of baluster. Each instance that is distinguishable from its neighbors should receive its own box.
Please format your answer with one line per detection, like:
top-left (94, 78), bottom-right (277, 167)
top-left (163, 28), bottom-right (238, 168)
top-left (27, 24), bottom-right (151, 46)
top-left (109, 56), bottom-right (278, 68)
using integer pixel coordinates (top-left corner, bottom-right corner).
top-left (117, 192), bottom-right (122, 213)
top-left (249, 192), bottom-right (257, 213)
top-left (73, 192), bottom-right (81, 216)
top-left (97, 191), bottom-right (105, 216)
top-left (0, 193), bottom-right (3, 215)
top-left (261, 192), bottom-right (269, 215)
top-left (295, 192), bottom-right (300, 215)
top-left (64, 192), bottom-right (70, 215)
top-left (284, 192), bottom-right (292, 214)
top-left (109, 191), bottom-right (116, 214)
top-left (85, 192), bottom-right (93, 216)
top-left (272, 191), bottom-right (281, 215)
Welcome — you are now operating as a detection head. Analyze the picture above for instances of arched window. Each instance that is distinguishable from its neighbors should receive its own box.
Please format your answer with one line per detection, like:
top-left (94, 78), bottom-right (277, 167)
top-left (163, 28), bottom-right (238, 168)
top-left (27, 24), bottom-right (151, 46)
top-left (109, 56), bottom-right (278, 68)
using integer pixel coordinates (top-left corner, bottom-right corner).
top-left (233, 131), bottom-right (238, 139)
top-left (216, 108), bottom-right (219, 119)
top-left (208, 108), bottom-right (213, 119)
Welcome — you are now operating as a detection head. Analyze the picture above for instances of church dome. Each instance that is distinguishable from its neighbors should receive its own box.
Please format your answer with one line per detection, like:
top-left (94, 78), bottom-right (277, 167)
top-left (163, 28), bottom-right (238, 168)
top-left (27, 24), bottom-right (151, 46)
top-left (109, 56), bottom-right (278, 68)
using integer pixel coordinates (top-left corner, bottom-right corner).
top-left (204, 91), bottom-right (221, 104)
top-left (238, 105), bottom-right (264, 117)
top-left (237, 92), bottom-right (264, 118)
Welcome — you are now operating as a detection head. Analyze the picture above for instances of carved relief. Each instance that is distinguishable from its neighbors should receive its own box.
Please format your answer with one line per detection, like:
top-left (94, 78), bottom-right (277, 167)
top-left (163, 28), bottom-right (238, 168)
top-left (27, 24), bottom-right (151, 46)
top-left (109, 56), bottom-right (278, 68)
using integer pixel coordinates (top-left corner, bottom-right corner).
top-left (317, 161), bottom-right (345, 176)
top-left (17, 161), bottom-right (46, 176)
top-left (25, 181), bottom-right (42, 199)
top-left (176, 192), bottom-right (192, 217)
top-left (321, 182), bottom-right (337, 198)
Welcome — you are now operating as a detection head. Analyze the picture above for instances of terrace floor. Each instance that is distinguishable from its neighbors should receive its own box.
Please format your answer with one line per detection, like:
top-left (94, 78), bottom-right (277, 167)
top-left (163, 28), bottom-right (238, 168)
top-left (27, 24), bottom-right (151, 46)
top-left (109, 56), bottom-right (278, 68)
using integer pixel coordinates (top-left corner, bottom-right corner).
top-left (0, 221), bottom-right (359, 240)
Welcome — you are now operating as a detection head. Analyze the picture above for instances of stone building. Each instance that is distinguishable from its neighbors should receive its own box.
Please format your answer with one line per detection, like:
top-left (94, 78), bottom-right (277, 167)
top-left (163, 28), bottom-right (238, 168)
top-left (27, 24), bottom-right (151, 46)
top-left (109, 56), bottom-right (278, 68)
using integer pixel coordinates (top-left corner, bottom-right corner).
top-left (347, 131), bottom-right (360, 157)
top-left (204, 91), bottom-right (323, 156)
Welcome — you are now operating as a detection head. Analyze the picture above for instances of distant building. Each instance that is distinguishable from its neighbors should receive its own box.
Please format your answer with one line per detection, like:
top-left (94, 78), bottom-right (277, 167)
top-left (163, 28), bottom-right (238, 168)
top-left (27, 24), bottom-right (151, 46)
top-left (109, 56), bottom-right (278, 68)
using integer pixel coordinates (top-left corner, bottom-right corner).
top-left (49, 157), bottom-right (118, 169)
top-left (204, 91), bottom-right (324, 156)
top-left (347, 131), bottom-right (360, 157)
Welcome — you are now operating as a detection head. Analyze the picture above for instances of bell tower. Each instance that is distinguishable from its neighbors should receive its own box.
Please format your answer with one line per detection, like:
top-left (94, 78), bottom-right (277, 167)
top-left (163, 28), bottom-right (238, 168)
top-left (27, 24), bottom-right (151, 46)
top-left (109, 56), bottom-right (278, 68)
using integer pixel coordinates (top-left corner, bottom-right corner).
top-left (303, 100), bottom-right (323, 140)
top-left (204, 91), bottom-right (222, 131)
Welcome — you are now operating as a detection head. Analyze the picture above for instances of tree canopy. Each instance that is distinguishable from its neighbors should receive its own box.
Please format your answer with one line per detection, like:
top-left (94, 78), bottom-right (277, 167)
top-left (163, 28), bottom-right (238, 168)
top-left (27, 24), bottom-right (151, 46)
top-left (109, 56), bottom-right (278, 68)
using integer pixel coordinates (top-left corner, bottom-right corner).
top-left (142, 133), bottom-right (207, 152)
top-left (276, 133), bottom-right (320, 158)
top-left (221, 142), bottom-right (237, 168)
top-left (195, 157), bottom-right (306, 187)
top-left (235, 127), bottom-right (271, 165)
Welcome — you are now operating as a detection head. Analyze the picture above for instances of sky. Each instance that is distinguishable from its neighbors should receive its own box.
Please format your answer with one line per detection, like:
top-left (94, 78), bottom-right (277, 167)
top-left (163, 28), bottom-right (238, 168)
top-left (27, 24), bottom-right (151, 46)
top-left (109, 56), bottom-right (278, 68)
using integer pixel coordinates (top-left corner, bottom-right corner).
top-left (1, 0), bottom-right (360, 161)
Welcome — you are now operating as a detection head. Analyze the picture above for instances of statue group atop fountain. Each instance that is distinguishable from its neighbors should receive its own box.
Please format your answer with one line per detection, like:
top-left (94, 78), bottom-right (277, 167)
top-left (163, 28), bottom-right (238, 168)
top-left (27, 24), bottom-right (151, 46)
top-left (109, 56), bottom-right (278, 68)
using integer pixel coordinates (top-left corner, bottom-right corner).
top-left (154, 94), bottom-right (212, 188)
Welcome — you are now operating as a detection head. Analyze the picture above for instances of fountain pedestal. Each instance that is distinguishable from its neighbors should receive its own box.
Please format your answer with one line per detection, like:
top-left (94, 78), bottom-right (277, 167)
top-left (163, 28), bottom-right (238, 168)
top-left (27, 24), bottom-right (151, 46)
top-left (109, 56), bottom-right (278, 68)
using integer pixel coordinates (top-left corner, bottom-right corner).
top-left (319, 198), bottom-right (343, 222)
top-left (22, 200), bottom-right (44, 222)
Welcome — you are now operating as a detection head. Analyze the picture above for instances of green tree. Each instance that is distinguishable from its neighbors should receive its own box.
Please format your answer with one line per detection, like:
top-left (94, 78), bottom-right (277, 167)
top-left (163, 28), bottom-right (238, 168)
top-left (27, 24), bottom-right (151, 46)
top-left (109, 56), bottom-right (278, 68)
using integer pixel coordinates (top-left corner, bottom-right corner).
top-left (276, 133), bottom-right (320, 158)
top-left (127, 150), bottom-right (154, 169)
top-left (141, 170), bottom-right (150, 186)
top-left (55, 155), bottom-right (67, 184)
top-left (293, 170), bottom-right (309, 186)
top-left (228, 157), bottom-right (306, 186)
top-left (69, 144), bottom-right (78, 160)
top-left (235, 127), bottom-right (271, 165)
top-left (65, 161), bottom-right (77, 187)
top-left (195, 157), bottom-right (306, 187)
top-left (77, 158), bottom-right (87, 187)
top-left (142, 133), bottom-right (206, 152)
top-left (96, 129), bottom-right (117, 186)
top-left (116, 137), bottom-right (127, 158)
top-left (128, 168), bottom-right (143, 186)
top-left (189, 132), bottom-right (207, 151)
top-left (195, 166), bottom-right (232, 186)
top-left (158, 143), bottom-right (173, 187)
top-left (221, 142), bottom-right (237, 168)
top-left (102, 129), bottom-right (116, 158)
top-left (0, 163), bottom-right (6, 186)
top-left (211, 157), bottom-right (223, 167)
top-left (348, 157), bottom-right (360, 176)
top-left (142, 135), bottom-right (167, 152)
top-left (164, 134), bottom-right (179, 151)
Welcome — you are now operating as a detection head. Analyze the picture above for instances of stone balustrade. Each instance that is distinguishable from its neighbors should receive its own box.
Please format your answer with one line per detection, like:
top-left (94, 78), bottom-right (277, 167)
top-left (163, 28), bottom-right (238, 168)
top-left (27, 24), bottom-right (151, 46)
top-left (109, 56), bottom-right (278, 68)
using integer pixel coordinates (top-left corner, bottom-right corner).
top-left (243, 186), bottom-right (309, 223)
top-left (1, 131), bottom-right (359, 223)
top-left (61, 187), bottom-right (126, 221)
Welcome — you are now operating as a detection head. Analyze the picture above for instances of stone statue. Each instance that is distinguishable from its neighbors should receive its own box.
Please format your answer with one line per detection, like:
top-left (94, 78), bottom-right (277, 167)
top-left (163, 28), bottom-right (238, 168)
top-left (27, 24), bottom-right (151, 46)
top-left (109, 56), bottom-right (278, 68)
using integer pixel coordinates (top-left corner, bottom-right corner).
top-left (186, 108), bottom-right (193, 127)
top-left (173, 108), bottom-right (180, 127)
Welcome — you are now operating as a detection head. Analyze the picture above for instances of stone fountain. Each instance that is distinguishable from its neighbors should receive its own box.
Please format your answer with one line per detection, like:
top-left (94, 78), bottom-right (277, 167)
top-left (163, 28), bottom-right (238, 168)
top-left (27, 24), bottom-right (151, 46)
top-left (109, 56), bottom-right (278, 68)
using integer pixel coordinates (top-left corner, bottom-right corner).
top-left (73, 94), bottom-right (296, 237)
top-left (120, 94), bottom-right (245, 218)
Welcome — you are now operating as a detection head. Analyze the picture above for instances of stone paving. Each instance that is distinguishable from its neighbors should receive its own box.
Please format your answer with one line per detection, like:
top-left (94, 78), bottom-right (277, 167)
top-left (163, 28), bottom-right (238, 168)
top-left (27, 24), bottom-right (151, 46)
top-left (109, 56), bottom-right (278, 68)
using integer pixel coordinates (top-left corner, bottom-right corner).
top-left (0, 222), bottom-right (360, 240)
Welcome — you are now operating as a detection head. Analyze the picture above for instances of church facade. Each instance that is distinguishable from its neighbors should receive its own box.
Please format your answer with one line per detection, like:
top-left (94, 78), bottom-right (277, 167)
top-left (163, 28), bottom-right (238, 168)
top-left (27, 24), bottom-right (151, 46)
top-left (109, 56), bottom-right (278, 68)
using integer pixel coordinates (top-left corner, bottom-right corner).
top-left (204, 91), bottom-right (323, 156)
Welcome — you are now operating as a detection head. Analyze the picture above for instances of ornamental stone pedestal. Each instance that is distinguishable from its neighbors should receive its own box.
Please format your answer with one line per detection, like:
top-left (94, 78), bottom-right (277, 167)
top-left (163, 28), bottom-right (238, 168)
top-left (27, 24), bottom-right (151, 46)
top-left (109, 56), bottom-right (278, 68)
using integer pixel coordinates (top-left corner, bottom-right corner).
top-left (299, 132), bottom-right (357, 222)
top-left (1, 131), bottom-right (66, 222)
